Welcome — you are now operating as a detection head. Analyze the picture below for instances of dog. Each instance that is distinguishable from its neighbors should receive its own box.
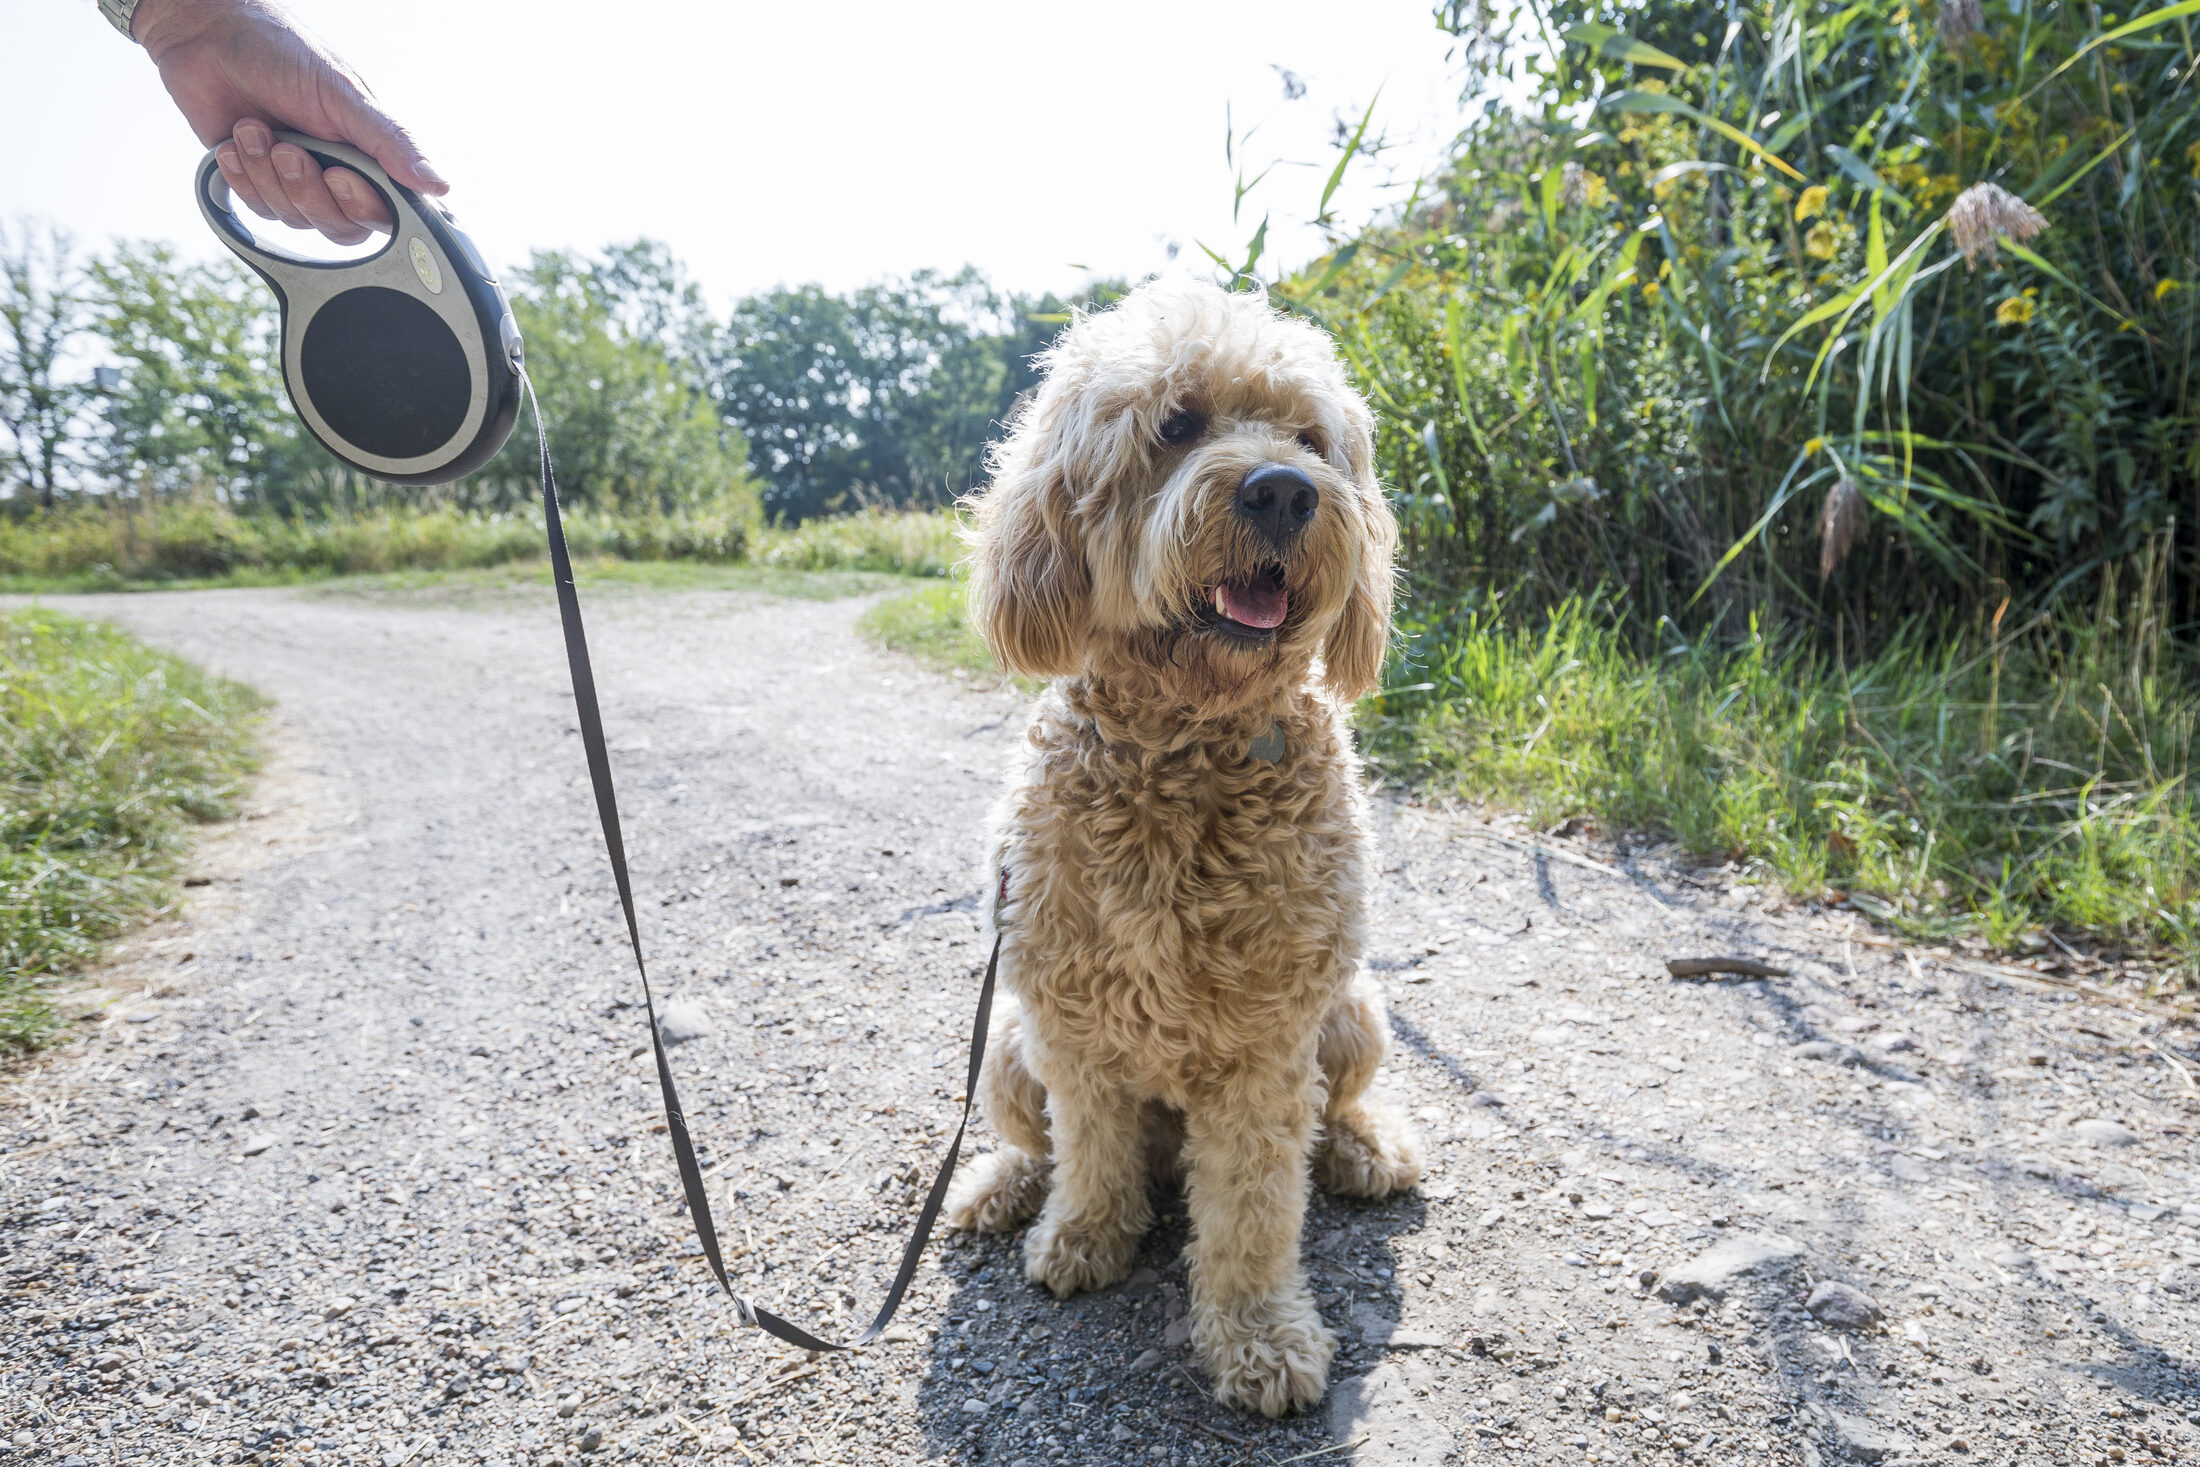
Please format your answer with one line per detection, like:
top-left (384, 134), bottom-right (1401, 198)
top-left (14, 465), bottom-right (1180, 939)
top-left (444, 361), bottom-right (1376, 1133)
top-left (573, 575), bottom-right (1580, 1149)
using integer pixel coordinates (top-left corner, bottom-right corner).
top-left (943, 278), bottom-right (1421, 1416)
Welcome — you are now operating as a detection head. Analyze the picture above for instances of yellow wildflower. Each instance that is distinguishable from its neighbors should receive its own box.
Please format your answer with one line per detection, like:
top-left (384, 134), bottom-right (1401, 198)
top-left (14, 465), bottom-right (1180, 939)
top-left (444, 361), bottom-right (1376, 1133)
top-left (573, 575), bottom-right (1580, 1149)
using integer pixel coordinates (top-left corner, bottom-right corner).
top-left (1804, 437), bottom-right (1827, 455)
top-left (1643, 281), bottom-right (1663, 302)
top-left (1795, 185), bottom-right (1830, 223)
top-left (1996, 294), bottom-right (2035, 325)
top-left (2157, 278), bottom-right (2184, 301)
top-left (1804, 222), bottom-right (1840, 260)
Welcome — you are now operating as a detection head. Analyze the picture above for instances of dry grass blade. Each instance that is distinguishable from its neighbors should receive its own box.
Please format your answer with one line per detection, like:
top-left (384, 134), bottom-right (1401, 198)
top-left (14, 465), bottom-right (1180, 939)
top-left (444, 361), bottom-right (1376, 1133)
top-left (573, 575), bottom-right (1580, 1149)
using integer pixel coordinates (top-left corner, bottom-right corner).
top-left (1817, 472), bottom-right (1867, 578)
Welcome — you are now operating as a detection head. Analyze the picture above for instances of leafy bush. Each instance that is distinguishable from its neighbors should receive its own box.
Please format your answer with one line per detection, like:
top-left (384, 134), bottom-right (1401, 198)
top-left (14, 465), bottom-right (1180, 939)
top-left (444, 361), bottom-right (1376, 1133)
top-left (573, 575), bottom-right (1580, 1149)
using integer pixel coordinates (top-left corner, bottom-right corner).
top-left (1288, 0), bottom-right (2200, 644)
top-left (1, 610), bottom-right (261, 1049)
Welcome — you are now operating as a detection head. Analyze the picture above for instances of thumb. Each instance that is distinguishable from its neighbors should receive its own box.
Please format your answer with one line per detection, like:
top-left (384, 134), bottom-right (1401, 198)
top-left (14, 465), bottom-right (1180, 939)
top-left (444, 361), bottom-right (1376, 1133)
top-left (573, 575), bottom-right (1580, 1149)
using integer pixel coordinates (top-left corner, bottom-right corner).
top-left (326, 84), bottom-right (447, 196)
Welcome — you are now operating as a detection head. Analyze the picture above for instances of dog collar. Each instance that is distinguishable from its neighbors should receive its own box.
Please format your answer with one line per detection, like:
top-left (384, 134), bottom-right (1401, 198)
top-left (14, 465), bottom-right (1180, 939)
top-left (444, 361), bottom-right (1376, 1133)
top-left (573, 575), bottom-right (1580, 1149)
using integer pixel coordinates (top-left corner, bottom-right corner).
top-left (1250, 723), bottom-right (1285, 763)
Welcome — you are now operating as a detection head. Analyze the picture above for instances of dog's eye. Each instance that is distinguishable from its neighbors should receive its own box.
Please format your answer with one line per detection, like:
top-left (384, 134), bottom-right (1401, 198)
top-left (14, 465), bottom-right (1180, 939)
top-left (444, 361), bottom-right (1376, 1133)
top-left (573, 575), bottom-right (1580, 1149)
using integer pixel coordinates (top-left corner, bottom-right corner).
top-left (1158, 410), bottom-right (1206, 446)
top-left (1296, 431), bottom-right (1325, 458)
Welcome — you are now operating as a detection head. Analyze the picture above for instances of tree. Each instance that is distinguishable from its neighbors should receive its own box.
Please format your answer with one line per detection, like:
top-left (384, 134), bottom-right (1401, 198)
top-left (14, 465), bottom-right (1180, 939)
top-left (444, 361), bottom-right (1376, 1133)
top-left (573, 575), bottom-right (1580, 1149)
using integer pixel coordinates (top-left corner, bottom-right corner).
top-left (480, 247), bottom-right (755, 517)
top-left (718, 269), bottom-right (1028, 519)
top-left (89, 243), bottom-right (324, 510)
top-left (0, 221), bottom-right (90, 510)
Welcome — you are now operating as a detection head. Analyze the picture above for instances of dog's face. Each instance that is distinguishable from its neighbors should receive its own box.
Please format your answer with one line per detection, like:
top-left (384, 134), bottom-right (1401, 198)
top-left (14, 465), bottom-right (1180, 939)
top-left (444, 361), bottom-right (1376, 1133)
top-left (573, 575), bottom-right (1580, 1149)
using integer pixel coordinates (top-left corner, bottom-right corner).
top-left (965, 280), bottom-right (1396, 709)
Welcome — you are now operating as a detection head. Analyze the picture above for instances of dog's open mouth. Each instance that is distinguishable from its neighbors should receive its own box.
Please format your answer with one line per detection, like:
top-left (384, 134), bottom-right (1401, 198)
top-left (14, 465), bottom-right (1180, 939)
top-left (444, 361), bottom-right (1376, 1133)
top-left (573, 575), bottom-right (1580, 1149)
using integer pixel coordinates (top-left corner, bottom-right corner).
top-left (1199, 566), bottom-right (1288, 641)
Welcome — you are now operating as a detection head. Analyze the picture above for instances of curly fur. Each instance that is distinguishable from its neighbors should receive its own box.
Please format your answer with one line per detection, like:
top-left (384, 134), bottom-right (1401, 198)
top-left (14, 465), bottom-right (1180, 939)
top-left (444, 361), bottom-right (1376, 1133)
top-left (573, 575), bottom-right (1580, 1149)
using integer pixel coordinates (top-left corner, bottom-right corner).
top-left (944, 279), bottom-right (1420, 1417)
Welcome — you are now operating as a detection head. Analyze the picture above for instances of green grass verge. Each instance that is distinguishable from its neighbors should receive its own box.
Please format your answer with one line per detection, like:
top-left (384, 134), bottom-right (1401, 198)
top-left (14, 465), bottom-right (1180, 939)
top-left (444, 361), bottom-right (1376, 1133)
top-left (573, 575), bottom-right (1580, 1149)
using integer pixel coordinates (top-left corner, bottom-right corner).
top-left (858, 580), bottom-right (999, 676)
top-left (2, 610), bottom-right (263, 1051)
top-left (1369, 587), bottom-right (2200, 981)
top-left (0, 503), bottom-right (961, 594)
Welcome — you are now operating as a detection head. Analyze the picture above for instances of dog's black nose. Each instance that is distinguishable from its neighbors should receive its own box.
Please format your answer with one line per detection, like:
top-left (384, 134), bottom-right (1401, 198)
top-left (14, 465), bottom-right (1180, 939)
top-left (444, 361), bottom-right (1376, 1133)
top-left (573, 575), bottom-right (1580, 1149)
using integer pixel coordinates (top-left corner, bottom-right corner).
top-left (1235, 463), bottom-right (1318, 548)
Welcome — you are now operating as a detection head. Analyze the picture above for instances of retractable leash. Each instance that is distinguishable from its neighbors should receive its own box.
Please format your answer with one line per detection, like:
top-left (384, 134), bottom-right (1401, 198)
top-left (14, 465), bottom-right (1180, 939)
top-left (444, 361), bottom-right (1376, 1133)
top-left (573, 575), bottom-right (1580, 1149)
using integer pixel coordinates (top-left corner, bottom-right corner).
top-left (199, 134), bottom-right (997, 1351)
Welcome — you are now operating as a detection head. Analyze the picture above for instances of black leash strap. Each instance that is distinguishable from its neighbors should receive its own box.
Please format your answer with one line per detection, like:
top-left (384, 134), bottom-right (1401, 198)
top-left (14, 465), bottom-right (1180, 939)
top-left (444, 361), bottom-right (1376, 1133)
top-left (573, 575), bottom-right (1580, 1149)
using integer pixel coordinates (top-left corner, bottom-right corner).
top-left (521, 376), bottom-right (996, 1350)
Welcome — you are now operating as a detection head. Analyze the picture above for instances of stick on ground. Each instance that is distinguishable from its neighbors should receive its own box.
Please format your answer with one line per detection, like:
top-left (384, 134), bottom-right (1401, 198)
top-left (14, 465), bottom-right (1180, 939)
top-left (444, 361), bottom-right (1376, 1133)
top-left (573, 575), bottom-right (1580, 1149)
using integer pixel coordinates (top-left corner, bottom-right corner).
top-left (1666, 956), bottom-right (1792, 979)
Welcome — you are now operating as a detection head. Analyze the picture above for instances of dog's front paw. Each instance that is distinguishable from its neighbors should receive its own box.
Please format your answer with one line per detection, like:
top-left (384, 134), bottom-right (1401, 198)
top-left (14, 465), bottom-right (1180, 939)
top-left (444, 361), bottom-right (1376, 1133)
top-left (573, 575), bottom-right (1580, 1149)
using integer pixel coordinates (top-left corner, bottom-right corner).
top-left (1023, 1210), bottom-right (1139, 1298)
top-left (1197, 1292), bottom-right (1336, 1417)
top-left (1314, 1100), bottom-right (1423, 1199)
top-left (945, 1149), bottom-right (1050, 1233)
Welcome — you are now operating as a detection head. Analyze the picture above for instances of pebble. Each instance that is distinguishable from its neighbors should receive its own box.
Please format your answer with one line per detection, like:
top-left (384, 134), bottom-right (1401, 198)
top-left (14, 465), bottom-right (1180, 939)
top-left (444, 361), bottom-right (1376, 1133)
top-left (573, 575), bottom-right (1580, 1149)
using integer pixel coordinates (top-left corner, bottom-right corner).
top-left (1829, 1410), bottom-right (1913, 1462)
top-left (1805, 1281), bottom-right (1884, 1330)
top-left (1329, 1365), bottom-right (1454, 1467)
top-left (238, 1133), bottom-right (276, 1156)
top-left (1655, 1234), bottom-right (1805, 1303)
top-left (656, 997), bottom-right (713, 1045)
top-left (2073, 1118), bottom-right (2140, 1147)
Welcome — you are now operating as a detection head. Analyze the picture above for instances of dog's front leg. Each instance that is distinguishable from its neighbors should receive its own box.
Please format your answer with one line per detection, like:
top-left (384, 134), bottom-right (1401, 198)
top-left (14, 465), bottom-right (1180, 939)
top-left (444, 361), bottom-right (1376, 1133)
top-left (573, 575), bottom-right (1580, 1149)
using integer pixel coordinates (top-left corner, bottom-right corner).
top-left (1182, 1077), bottom-right (1335, 1417)
top-left (1022, 1075), bottom-right (1149, 1297)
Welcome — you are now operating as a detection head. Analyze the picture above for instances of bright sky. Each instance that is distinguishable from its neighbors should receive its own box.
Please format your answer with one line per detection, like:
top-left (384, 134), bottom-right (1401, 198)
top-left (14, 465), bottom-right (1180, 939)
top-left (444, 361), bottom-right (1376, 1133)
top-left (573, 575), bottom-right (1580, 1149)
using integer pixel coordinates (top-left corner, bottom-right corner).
top-left (6, 0), bottom-right (1472, 307)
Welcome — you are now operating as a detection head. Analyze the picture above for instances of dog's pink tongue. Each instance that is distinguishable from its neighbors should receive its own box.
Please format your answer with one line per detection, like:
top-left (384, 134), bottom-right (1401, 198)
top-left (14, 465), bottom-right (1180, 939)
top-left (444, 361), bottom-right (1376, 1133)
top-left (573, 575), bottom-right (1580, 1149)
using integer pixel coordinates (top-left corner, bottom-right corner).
top-left (1219, 578), bottom-right (1288, 629)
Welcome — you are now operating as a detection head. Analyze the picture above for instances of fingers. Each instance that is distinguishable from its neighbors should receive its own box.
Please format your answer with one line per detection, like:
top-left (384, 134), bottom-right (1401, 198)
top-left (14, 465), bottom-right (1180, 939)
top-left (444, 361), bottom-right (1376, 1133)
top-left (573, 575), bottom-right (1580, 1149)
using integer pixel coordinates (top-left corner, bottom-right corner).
top-left (225, 120), bottom-right (308, 230)
top-left (324, 84), bottom-right (448, 197)
top-left (219, 120), bottom-right (389, 244)
top-left (323, 168), bottom-right (394, 235)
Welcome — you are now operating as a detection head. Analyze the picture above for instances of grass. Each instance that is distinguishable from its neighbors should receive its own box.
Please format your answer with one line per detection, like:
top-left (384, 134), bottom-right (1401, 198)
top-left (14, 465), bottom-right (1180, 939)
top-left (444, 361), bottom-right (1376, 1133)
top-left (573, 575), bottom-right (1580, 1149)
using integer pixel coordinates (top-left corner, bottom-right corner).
top-left (858, 580), bottom-right (997, 676)
top-left (1, 609), bottom-right (262, 1050)
top-left (1370, 564), bottom-right (2200, 983)
top-left (0, 501), bottom-right (960, 594)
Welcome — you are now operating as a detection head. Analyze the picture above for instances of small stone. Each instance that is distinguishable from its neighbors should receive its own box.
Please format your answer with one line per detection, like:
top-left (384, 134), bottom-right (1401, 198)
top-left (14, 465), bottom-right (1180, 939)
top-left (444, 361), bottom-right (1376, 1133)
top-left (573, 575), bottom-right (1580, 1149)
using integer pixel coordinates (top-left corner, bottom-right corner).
top-left (1328, 1364), bottom-right (1454, 1466)
top-left (1805, 1281), bottom-right (1883, 1330)
top-left (324, 1297), bottom-right (355, 1319)
top-left (576, 1426), bottom-right (603, 1453)
top-left (959, 1398), bottom-right (988, 1416)
top-left (656, 998), bottom-right (713, 1046)
top-left (1827, 1410), bottom-right (1911, 1462)
top-left (1581, 1202), bottom-right (1615, 1220)
top-left (1655, 1234), bottom-right (1806, 1303)
top-left (1792, 1041), bottom-right (1850, 1063)
top-left (1162, 1316), bottom-right (1192, 1348)
top-left (1987, 1246), bottom-right (2030, 1270)
top-left (1468, 1091), bottom-right (1505, 1108)
top-left (239, 1134), bottom-right (276, 1157)
top-left (2073, 1118), bottom-right (2139, 1148)
top-left (1128, 1348), bottom-right (1165, 1374)
top-left (1887, 1155), bottom-right (1932, 1183)
top-left (1879, 1033), bottom-right (1919, 1053)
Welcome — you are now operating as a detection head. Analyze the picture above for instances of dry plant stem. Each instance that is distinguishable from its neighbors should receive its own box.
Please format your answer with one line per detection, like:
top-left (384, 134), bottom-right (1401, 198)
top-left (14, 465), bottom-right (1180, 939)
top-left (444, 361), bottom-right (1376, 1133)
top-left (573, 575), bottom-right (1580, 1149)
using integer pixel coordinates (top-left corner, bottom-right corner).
top-left (1665, 956), bottom-right (1792, 979)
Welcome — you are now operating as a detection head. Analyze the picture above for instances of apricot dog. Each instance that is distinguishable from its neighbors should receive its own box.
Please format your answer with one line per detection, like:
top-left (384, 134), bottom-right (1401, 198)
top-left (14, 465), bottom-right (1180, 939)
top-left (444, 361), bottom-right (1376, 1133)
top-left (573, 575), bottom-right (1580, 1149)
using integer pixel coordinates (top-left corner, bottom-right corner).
top-left (944, 278), bottom-right (1420, 1415)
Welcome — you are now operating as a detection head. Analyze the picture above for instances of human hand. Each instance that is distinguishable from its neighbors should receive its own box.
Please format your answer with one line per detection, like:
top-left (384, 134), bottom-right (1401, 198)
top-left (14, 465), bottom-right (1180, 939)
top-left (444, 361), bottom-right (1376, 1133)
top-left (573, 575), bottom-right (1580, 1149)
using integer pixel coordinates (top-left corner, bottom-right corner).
top-left (132, 0), bottom-right (446, 246)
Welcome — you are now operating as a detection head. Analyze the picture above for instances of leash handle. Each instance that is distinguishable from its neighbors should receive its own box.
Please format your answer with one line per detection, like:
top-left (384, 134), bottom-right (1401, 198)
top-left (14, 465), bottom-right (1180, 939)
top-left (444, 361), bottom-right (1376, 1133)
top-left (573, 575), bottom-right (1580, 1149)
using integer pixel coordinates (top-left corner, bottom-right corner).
top-left (522, 375), bottom-right (991, 1351)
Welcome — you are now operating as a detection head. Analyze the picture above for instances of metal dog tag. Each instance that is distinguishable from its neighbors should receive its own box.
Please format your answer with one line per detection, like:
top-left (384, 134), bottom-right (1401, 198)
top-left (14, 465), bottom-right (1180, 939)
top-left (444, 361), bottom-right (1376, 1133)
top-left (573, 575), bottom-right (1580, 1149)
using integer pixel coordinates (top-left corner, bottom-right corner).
top-left (196, 131), bottom-right (523, 485)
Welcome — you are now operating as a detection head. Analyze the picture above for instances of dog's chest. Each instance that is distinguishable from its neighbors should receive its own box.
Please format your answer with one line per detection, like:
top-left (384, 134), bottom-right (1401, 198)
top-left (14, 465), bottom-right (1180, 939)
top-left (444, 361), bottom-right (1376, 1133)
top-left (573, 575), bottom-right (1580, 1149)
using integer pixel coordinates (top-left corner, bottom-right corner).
top-left (1000, 709), bottom-right (1369, 1003)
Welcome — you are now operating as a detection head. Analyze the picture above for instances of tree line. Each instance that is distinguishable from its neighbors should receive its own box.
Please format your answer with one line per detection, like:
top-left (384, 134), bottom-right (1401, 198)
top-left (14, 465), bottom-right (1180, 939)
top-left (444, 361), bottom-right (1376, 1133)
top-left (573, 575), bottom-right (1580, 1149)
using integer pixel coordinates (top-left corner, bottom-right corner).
top-left (0, 220), bottom-right (1116, 522)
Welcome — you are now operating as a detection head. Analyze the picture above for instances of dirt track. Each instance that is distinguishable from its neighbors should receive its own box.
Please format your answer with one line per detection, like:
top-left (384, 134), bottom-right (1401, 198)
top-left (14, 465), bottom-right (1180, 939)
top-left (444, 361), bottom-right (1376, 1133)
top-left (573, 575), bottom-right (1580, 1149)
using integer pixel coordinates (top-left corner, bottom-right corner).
top-left (2, 580), bottom-right (2197, 1467)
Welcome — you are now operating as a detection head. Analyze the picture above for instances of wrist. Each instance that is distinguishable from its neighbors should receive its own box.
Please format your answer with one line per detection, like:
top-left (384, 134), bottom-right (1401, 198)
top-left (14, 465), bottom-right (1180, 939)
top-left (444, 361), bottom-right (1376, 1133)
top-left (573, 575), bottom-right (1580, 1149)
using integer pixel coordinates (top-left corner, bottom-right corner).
top-left (133, 0), bottom-right (267, 58)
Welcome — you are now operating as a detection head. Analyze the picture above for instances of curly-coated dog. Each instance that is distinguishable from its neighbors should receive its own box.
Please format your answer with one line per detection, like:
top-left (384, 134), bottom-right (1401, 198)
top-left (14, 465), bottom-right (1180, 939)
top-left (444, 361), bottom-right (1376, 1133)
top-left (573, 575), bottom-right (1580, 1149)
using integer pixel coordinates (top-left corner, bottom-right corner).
top-left (944, 278), bottom-right (1421, 1416)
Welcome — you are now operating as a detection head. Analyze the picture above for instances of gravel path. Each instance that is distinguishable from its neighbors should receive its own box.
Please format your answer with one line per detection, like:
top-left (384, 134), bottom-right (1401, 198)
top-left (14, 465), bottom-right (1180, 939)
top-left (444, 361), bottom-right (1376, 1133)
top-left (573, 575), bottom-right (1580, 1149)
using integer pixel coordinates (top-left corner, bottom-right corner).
top-left (2, 581), bottom-right (2197, 1467)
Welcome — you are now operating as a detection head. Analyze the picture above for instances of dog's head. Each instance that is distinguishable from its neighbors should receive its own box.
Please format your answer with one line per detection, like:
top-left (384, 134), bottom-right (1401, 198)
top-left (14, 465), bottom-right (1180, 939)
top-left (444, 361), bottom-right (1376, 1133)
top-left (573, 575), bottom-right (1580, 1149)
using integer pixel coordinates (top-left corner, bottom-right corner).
top-left (964, 279), bottom-right (1396, 710)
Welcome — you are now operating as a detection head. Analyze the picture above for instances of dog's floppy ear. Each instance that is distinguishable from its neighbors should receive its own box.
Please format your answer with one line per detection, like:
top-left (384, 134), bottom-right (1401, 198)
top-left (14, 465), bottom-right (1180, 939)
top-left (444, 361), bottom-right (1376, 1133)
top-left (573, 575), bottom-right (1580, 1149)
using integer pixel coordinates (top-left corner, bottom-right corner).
top-left (964, 443), bottom-right (1090, 680)
top-left (1320, 483), bottom-right (1398, 702)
